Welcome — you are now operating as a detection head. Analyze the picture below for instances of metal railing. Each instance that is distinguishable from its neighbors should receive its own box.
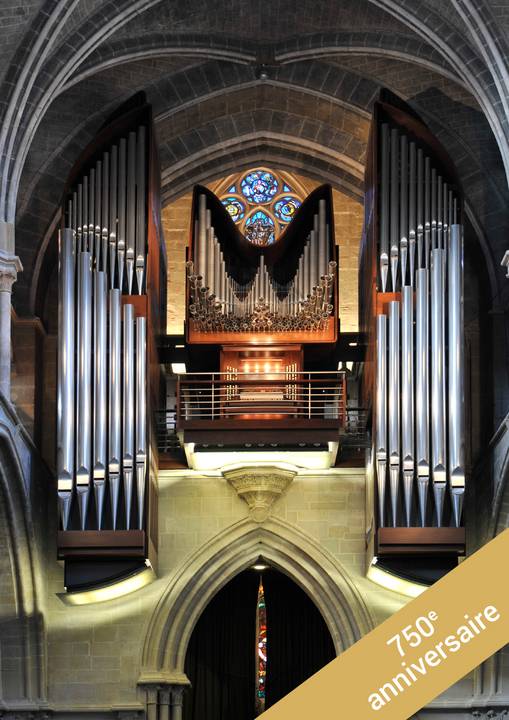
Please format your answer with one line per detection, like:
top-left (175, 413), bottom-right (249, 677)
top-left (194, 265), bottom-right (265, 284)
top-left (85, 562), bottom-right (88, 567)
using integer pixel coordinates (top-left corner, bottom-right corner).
top-left (176, 371), bottom-right (347, 426)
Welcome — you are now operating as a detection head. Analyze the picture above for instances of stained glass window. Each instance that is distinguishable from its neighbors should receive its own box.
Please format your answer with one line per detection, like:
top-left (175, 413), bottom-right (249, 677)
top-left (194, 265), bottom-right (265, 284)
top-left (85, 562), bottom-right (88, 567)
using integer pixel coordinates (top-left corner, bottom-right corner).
top-left (217, 167), bottom-right (305, 244)
top-left (221, 197), bottom-right (245, 222)
top-left (255, 577), bottom-right (267, 716)
top-left (274, 196), bottom-right (301, 223)
top-left (241, 170), bottom-right (279, 204)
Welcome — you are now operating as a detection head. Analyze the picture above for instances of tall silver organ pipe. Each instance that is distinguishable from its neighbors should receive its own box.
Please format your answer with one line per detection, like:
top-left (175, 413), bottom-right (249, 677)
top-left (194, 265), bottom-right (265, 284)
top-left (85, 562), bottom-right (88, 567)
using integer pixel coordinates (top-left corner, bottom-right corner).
top-left (380, 124), bottom-right (390, 292)
top-left (388, 301), bottom-right (400, 527)
top-left (375, 315), bottom-right (387, 527)
top-left (93, 271), bottom-right (107, 529)
top-left (374, 120), bottom-right (464, 528)
top-left (416, 268), bottom-right (429, 526)
top-left (448, 225), bottom-right (465, 526)
top-left (57, 229), bottom-right (75, 530)
top-left (136, 317), bottom-right (147, 530)
top-left (431, 248), bottom-right (447, 526)
top-left (58, 120), bottom-right (151, 533)
top-left (123, 304), bottom-right (135, 530)
top-left (109, 289), bottom-right (121, 529)
top-left (401, 286), bottom-right (414, 526)
top-left (76, 251), bottom-right (92, 530)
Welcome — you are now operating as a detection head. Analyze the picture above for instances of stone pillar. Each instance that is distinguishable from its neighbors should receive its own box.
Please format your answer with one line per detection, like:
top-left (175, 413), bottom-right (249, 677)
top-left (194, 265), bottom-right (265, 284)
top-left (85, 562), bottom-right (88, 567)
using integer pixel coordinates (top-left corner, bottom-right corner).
top-left (144, 686), bottom-right (159, 720)
top-left (158, 687), bottom-right (171, 720)
top-left (0, 250), bottom-right (22, 400)
top-left (170, 686), bottom-right (185, 720)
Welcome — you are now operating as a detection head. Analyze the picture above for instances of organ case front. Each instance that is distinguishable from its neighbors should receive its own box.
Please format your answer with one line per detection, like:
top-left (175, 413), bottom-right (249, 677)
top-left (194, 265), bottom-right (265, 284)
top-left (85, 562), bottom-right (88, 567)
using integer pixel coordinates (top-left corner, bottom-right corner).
top-left (56, 96), bottom-right (166, 590)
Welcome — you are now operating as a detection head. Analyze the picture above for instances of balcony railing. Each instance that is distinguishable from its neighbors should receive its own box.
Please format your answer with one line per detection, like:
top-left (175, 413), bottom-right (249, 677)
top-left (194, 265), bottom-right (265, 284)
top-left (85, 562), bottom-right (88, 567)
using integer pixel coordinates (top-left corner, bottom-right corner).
top-left (176, 371), bottom-right (347, 430)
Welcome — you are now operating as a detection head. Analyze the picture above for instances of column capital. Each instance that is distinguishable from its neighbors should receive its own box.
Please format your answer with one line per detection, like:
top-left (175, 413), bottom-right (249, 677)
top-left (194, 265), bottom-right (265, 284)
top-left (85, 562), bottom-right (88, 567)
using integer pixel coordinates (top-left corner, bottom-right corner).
top-left (0, 250), bottom-right (22, 291)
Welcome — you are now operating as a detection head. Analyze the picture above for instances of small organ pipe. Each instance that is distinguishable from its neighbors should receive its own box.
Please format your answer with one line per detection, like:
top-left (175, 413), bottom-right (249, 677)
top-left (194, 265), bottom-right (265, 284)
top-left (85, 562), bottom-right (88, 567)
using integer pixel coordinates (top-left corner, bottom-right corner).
top-left (376, 314), bottom-right (388, 527)
top-left (89, 169), bottom-right (95, 260)
top-left (101, 153), bottom-right (109, 273)
top-left (77, 184), bottom-right (83, 250)
top-left (135, 125), bottom-right (146, 294)
top-left (198, 194), bottom-right (207, 279)
top-left (109, 145), bottom-right (118, 287)
top-left (431, 168), bottom-right (437, 250)
top-left (416, 268), bottom-right (430, 526)
top-left (417, 149), bottom-right (424, 269)
top-left (123, 304), bottom-right (135, 529)
top-left (126, 131), bottom-right (136, 294)
top-left (95, 160), bottom-right (102, 266)
top-left (399, 135), bottom-right (408, 286)
top-left (76, 251), bottom-right (92, 530)
top-left (57, 229), bottom-right (75, 530)
top-left (401, 286), bottom-right (414, 526)
top-left (409, 142), bottom-right (416, 284)
top-left (319, 198), bottom-right (327, 278)
top-left (390, 128), bottom-right (399, 291)
top-left (380, 123), bottom-right (390, 291)
top-left (437, 175), bottom-right (443, 249)
top-left (93, 271), bottom-right (107, 529)
top-left (117, 138), bottom-right (127, 291)
top-left (388, 301), bottom-right (400, 527)
top-left (310, 229), bottom-right (318, 290)
top-left (448, 225), bottom-right (465, 527)
top-left (83, 175), bottom-right (89, 252)
top-left (424, 157), bottom-right (431, 267)
top-left (431, 248), bottom-right (447, 525)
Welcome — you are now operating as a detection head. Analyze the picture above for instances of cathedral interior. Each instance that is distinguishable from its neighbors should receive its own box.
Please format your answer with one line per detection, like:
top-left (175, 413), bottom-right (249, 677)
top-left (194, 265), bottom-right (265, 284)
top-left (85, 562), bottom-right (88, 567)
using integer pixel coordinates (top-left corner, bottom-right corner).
top-left (1, 1), bottom-right (509, 719)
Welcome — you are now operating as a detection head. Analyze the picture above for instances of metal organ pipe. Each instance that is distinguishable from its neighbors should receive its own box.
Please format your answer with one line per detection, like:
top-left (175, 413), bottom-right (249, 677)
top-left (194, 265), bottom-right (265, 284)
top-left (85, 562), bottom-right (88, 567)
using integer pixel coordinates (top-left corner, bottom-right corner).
top-left (136, 317), bottom-right (147, 530)
top-left (408, 142), bottom-right (416, 284)
top-left (109, 145), bottom-right (118, 287)
top-left (380, 123), bottom-right (390, 292)
top-left (415, 268), bottom-right (430, 526)
top-left (93, 271), bottom-right (107, 529)
top-left (108, 289), bottom-right (121, 529)
top-left (376, 315), bottom-right (387, 527)
top-left (390, 128), bottom-right (399, 291)
top-left (57, 229), bottom-right (75, 530)
top-left (95, 160), bottom-right (102, 265)
top-left (198, 194), bottom-right (207, 280)
top-left (388, 301), bottom-right (400, 527)
top-left (417, 149), bottom-right (424, 269)
top-left (126, 131), bottom-right (136, 294)
top-left (399, 135), bottom-right (408, 286)
top-left (136, 126), bottom-right (146, 294)
top-left (319, 198), bottom-right (327, 278)
top-left (76, 251), bottom-right (92, 530)
top-left (401, 286), bottom-right (414, 526)
top-left (117, 138), bottom-right (127, 291)
top-left (448, 225), bottom-right (465, 527)
top-left (424, 157), bottom-right (431, 267)
top-left (101, 152), bottom-right (109, 273)
top-left (123, 304), bottom-right (135, 529)
top-left (89, 169), bottom-right (95, 259)
top-left (431, 248), bottom-right (447, 525)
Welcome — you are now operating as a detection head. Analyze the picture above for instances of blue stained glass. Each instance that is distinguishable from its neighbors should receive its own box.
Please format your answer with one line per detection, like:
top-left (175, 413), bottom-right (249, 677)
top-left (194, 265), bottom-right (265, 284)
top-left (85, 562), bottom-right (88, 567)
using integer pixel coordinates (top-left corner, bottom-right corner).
top-left (240, 171), bottom-right (279, 204)
top-left (227, 184), bottom-right (236, 193)
top-left (283, 183), bottom-right (292, 192)
top-left (222, 197), bottom-right (245, 222)
top-left (245, 210), bottom-right (275, 245)
top-left (274, 196), bottom-right (301, 223)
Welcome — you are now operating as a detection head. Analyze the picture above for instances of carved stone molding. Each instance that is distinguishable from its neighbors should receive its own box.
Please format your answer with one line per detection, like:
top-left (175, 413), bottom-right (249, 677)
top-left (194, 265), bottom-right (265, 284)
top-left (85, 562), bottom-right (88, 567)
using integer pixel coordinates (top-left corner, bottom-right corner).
top-left (223, 465), bottom-right (296, 522)
top-left (0, 250), bottom-right (22, 292)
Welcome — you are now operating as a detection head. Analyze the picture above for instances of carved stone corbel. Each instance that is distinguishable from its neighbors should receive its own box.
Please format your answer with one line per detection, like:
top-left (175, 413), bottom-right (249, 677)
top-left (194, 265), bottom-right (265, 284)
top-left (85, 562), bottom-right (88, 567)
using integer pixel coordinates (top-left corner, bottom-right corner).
top-left (224, 465), bottom-right (296, 522)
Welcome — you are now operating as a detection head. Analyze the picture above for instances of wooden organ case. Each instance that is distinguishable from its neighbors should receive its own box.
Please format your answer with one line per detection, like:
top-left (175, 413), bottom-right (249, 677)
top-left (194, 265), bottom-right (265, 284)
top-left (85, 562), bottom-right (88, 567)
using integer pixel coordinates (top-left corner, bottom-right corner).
top-left (56, 95), bottom-right (166, 592)
top-left (360, 91), bottom-right (466, 566)
top-left (178, 184), bottom-right (345, 447)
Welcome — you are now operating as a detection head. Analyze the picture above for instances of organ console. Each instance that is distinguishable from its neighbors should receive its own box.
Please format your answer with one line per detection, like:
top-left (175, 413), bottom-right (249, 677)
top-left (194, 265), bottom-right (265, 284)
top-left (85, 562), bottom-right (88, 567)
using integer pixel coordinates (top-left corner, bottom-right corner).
top-left (56, 95), bottom-right (165, 591)
top-left (361, 91), bottom-right (466, 558)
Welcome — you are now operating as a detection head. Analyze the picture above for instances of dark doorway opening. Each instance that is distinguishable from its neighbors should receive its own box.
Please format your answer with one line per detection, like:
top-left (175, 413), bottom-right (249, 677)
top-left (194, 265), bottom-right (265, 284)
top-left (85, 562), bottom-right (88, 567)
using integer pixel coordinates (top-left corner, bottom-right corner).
top-left (183, 567), bottom-right (336, 720)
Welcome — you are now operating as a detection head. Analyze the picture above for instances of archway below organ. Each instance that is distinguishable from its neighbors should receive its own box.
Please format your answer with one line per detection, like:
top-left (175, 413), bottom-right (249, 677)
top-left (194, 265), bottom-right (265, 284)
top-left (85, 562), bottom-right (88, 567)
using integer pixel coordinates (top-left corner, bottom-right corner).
top-left (182, 567), bottom-right (336, 720)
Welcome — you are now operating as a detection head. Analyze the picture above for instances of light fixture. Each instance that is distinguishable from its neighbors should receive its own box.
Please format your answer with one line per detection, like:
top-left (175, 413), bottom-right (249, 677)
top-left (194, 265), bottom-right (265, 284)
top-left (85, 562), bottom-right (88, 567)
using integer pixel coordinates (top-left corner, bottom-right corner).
top-left (252, 556), bottom-right (269, 571)
top-left (171, 362), bottom-right (187, 374)
top-left (174, 344), bottom-right (185, 349)
top-left (367, 560), bottom-right (427, 598)
top-left (348, 341), bottom-right (358, 347)
top-left (58, 561), bottom-right (155, 605)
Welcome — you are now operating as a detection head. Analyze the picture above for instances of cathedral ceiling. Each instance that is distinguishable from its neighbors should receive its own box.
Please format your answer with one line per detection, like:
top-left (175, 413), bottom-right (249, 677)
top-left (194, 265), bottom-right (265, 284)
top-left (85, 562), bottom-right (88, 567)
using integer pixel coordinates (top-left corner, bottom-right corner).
top-left (1, 0), bottom-right (509, 315)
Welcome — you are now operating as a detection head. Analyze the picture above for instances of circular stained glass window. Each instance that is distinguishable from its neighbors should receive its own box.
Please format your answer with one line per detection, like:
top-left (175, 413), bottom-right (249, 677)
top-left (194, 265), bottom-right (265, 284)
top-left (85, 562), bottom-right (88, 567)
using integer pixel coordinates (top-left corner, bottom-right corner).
top-left (221, 197), bottom-right (245, 222)
top-left (245, 211), bottom-right (275, 245)
top-left (274, 196), bottom-right (301, 223)
top-left (240, 171), bottom-right (279, 204)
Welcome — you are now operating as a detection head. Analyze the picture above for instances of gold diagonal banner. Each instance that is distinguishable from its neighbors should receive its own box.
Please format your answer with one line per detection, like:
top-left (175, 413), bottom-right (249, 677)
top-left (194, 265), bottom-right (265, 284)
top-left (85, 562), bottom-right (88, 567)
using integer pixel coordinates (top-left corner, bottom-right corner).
top-left (261, 529), bottom-right (509, 720)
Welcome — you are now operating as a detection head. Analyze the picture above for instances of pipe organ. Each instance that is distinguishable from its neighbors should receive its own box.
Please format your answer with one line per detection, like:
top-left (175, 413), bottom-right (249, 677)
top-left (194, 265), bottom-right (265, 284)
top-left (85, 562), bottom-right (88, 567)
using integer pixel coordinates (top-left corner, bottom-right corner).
top-left (186, 185), bottom-right (338, 342)
top-left (56, 96), bottom-right (165, 591)
top-left (361, 91), bottom-right (466, 557)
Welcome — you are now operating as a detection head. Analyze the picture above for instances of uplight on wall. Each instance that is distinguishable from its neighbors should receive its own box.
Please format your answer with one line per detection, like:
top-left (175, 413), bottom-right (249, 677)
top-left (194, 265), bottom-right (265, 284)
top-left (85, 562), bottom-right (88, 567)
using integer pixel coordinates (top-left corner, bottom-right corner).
top-left (59, 561), bottom-right (155, 605)
top-left (171, 362), bottom-right (187, 374)
top-left (367, 559), bottom-right (427, 598)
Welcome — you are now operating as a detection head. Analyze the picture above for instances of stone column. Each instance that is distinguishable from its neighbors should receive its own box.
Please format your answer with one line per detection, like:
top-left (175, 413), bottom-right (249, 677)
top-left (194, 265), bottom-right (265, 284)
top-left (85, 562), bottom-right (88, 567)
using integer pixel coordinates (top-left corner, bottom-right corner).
top-left (0, 250), bottom-right (22, 400)
top-left (158, 687), bottom-right (171, 720)
top-left (170, 686), bottom-right (185, 720)
top-left (144, 685), bottom-right (159, 720)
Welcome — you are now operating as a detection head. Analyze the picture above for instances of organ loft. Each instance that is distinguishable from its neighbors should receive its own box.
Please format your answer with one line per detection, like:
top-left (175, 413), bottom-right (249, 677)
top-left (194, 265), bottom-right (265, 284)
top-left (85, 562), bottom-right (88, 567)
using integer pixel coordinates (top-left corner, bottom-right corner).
top-left (0, 5), bottom-right (508, 719)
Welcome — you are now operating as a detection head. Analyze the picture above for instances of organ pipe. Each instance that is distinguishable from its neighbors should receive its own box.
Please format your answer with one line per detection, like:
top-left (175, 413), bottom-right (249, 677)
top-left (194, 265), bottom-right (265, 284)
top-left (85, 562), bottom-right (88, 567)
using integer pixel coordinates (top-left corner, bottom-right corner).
top-left (431, 248), bottom-right (447, 526)
top-left (408, 142), bottom-right (416, 284)
top-left (58, 117), bottom-right (151, 534)
top-left (401, 286), bottom-right (414, 526)
top-left (388, 301), bottom-right (400, 527)
top-left (375, 315), bottom-right (387, 527)
top-left (389, 128), bottom-right (399, 291)
top-left (416, 268), bottom-right (429, 526)
top-left (399, 135), bottom-right (408, 286)
top-left (57, 229), bottom-right (75, 530)
top-left (448, 225), bottom-right (465, 526)
top-left (380, 123), bottom-right (390, 292)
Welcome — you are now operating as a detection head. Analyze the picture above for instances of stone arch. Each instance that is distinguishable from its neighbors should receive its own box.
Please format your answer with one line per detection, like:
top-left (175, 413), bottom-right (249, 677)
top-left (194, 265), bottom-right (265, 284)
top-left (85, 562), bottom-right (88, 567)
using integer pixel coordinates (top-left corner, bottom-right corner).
top-left (0, 412), bottom-right (45, 704)
top-left (140, 516), bottom-right (373, 677)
